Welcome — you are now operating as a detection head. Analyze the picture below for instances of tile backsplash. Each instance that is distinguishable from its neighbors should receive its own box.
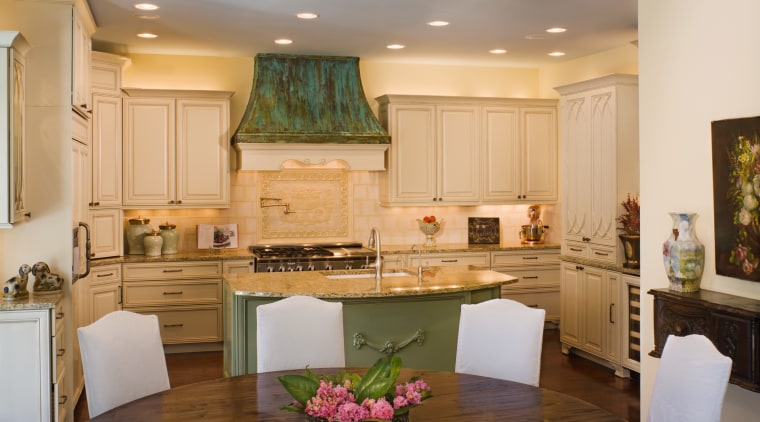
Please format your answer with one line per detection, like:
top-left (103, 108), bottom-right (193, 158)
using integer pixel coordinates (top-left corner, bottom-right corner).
top-left (123, 170), bottom-right (559, 252)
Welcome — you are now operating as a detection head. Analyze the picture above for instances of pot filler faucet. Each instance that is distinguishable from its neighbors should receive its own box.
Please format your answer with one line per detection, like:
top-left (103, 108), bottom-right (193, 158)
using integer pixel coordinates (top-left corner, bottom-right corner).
top-left (367, 227), bottom-right (383, 289)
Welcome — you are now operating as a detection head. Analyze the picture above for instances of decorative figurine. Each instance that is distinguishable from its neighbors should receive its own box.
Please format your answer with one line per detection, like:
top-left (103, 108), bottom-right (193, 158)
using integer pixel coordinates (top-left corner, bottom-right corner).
top-left (3, 264), bottom-right (32, 301)
top-left (31, 261), bottom-right (63, 294)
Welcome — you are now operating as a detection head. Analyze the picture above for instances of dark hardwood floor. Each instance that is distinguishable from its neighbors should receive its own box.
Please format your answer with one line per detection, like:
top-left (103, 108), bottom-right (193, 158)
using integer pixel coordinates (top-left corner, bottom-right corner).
top-left (74, 329), bottom-right (639, 421)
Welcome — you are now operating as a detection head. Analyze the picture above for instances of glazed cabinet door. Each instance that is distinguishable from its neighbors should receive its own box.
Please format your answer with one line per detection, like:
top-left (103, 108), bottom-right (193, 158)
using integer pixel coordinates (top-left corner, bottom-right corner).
top-left (482, 106), bottom-right (520, 201)
top-left (91, 94), bottom-right (122, 207)
top-left (521, 107), bottom-right (557, 201)
top-left (89, 208), bottom-right (122, 258)
top-left (560, 93), bottom-right (591, 247)
top-left (176, 98), bottom-right (230, 206)
top-left (222, 260), bottom-right (255, 274)
top-left (436, 105), bottom-right (480, 203)
top-left (559, 261), bottom-right (582, 349)
top-left (123, 97), bottom-right (176, 206)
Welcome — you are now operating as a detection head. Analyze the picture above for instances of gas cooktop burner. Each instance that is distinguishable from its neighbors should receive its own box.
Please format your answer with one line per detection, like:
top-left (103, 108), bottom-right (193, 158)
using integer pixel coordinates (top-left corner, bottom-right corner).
top-left (251, 245), bottom-right (334, 258)
top-left (248, 243), bottom-right (376, 272)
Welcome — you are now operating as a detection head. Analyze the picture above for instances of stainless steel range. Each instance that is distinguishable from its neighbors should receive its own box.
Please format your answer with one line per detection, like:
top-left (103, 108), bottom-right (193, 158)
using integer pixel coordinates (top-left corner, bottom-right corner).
top-left (249, 242), bottom-right (376, 272)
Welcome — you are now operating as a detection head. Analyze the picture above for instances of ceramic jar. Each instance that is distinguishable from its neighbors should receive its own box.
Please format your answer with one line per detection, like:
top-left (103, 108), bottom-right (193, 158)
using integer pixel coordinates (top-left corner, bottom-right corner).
top-left (126, 217), bottom-right (152, 255)
top-left (159, 222), bottom-right (179, 255)
top-left (143, 230), bottom-right (164, 257)
top-left (662, 212), bottom-right (705, 292)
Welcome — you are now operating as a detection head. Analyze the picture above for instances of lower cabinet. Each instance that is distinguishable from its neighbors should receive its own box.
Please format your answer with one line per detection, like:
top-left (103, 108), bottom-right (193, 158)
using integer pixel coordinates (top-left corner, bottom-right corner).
top-left (560, 260), bottom-right (627, 377)
top-left (122, 260), bottom-right (222, 344)
top-left (222, 259), bottom-right (254, 274)
top-left (491, 249), bottom-right (560, 324)
top-left (408, 251), bottom-right (490, 267)
top-left (0, 296), bottom-right (65, 422)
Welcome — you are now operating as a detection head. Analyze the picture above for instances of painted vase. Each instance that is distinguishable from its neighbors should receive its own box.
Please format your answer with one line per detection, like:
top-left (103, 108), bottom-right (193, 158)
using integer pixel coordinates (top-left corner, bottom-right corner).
top-left (662, 212), bottom-right (705, 292)
top-left (143, 230), bottom-right (164, 257)
top-left (126, 216), bottom-right (152, 255)
top-left (159, 222), bottom-right (179, 255)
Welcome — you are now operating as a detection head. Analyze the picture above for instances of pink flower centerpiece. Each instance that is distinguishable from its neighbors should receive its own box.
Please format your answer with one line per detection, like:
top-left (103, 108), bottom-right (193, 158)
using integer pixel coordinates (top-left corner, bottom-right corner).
top-left (278, 355), bottom-right (432, 422)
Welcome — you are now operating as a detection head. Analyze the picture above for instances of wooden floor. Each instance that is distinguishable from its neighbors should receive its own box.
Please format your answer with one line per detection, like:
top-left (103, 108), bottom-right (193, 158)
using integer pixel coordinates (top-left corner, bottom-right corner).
top-left (74, 329), bottom-right (639, 421)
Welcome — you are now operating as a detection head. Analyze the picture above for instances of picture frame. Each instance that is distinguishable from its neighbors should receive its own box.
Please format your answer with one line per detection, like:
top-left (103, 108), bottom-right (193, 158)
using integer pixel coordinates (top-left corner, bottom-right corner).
top-left (468, 217), bottom-right (500, 244)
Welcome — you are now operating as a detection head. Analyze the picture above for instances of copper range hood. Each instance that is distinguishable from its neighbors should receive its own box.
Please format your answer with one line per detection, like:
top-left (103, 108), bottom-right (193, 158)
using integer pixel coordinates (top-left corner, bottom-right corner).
top-left (232, 54), bottom-right (390, 171)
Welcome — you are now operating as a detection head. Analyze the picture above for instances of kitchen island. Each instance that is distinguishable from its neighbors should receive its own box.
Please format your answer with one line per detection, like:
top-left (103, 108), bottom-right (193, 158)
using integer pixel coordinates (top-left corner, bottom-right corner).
top-left (223, 265), bottom-right (517, 376)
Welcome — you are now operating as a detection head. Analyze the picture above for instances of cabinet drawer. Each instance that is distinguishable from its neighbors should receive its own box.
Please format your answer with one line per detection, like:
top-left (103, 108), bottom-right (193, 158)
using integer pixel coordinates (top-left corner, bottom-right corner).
top-left (136, 305), bottom-right (222, 344)
top-left (410, 253), bottom-right (489, 267)
top-left (563, 241), bottom-right (616, 264)
top-left (494, 268), bottom-right (560, 292)
top-left (123, 279), bottom-right (221, 307)
top-left (123, 261), bottom-right (222, 280)
top-left (91, 264), bottom-right (121, 285)
top-left (491, 250), bottom-right (559, 267)
top-left (501, 290), bottom-right (560, 322)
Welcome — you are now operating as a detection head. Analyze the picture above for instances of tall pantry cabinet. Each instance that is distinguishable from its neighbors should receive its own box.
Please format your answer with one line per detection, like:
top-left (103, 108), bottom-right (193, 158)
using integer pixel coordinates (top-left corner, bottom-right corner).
top-left (555, 74), bottom-right (639, 378)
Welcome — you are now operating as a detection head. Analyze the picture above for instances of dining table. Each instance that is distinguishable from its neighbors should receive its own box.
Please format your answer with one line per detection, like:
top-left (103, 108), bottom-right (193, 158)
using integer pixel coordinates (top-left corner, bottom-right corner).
top-left (90, 367), bottom-right (625, 421)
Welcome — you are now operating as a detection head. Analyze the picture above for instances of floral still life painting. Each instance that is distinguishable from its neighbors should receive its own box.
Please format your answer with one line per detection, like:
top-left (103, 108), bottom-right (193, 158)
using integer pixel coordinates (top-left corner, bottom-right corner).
top-left (712, 116), bottom-right (760, 282)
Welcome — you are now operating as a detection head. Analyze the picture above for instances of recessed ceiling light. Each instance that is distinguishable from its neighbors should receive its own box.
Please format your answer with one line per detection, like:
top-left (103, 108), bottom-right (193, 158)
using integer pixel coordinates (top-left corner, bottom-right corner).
top-left (275, 38), bottom-right (293, 45)
top-left (137, 32), bottom-right (158, 39)
top-left (387, 44), bottom-right (405, 50)
top-left (545, 27), bottom-right (567, 33)
top-left (132, 13), bottom-right (160, 20)
top-left (548, 51), bottom-right (566, 57)
top-left (296, 12), bottom-right (319, 19)
top-left (134, 3), bottom-right (159, 11)
top-left (427, 20), bottom-right (450, 27)
top-left (525, 34), bottom-right (547, 40)
top-left (489, 49), bottom-right (507, 54)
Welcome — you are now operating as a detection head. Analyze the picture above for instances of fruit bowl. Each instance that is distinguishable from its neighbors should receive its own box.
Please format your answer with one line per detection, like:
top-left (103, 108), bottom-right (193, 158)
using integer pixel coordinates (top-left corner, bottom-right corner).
top-left (417, 219), bottom-right (443, 247)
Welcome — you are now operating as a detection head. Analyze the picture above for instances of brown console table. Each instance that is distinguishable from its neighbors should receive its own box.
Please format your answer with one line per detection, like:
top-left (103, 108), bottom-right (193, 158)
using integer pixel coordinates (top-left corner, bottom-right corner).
top-left (649, 288), bottom-right (760, 392)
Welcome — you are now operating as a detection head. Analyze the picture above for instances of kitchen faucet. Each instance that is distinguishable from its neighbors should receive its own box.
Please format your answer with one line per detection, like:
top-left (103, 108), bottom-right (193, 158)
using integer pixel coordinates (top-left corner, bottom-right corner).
top-left (411, 244), bottom-right (424, 285)
top-left (367, 227), bottom-right (382, 290)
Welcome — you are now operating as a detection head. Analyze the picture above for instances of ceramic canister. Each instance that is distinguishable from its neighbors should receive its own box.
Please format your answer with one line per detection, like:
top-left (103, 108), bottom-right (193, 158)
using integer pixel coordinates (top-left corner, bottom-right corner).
top-left (143, 230), bottom-right (164, 257)
top-left (159, 221), bottom-right (179, 255)
top-left (126, 217), bottom-right (152, 255)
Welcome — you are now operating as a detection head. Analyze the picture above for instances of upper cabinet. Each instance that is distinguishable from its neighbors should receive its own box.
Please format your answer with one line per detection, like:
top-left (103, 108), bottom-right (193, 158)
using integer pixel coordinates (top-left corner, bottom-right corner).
top-left (122, 89), bottom-right (233, 208)
top-left (376, 95), bottom-right (557, 206)
top-left (72, 0), bottom-right (95, 118)
top-left (555, 74), bottom-right (639, 265)
top-left (0, 31), bottom-right (30, 228)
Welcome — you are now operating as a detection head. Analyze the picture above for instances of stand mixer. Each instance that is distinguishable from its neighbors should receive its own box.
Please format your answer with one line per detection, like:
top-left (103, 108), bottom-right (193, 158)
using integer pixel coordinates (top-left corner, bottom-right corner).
top-left (520, 205), bottom-right (550, 244)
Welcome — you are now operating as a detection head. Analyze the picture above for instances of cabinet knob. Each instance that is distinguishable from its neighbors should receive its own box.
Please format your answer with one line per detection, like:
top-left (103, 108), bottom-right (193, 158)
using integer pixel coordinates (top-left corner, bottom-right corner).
top-left (168, 200), bottom-right (175, 204)
top-left (177, 200), bottom-right (182, 204)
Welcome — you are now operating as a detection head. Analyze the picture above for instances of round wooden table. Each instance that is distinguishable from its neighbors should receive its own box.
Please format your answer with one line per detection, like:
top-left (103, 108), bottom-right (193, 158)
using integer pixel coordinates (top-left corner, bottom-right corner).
top-left (90, 368), bottom-right (625, 421)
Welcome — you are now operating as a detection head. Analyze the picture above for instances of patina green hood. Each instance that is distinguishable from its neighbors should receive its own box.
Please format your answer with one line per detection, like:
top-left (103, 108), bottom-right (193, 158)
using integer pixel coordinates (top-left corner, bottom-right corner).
top-left (232, 54), bottom-right (390, 145)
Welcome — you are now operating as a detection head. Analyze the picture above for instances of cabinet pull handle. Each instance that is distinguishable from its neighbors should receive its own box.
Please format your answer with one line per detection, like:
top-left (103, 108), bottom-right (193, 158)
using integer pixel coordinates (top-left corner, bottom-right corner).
top-left (441, 259), bottom-right (458, 263)
top-left (570, 247), bottom-right (583, 252)
top-left (163, 269), bottom-right (183, 273)
top-left (595, 252), bottom-right (609, 256)
top-left (582, 237), bottom-right (591, 242)
top-left (59, 395), bottom-right (68, 405)
top-left (522, 256), bottom-right (539, 260)
top-left (23, 212), bottom-right (31, 218)
top-left (118, 285), bottom-right (122, 304)
top-left (522, 276), bottom-right (539, 279)
top-left (609, 303), bottom-right (615, 323)
top-left (163, 323), bottom-right (184, 328)
top-left (96, 272), bottom-right (114, 277)
top-left (57, 348), bottom-right (65, 357)
top-left (56, 312), bottom-right (64, 320)
top-left (163, 291), bottom-right (183, 295)
top-left (575, 265), bottom-right (584, 271)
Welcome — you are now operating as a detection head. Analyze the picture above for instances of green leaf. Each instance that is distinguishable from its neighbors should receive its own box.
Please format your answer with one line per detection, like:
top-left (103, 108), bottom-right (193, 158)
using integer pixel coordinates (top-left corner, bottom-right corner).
top-left (277, 374), bottom-right (320, 406)
top-left (354, 355), bottom-right (402, 402)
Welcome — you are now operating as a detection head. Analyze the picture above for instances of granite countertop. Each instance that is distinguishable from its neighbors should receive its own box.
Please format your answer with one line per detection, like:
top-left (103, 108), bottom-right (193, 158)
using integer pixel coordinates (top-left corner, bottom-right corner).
top-left (91, 242), bottom-right (559, 267)
top-left (0, 291), bottom-right (62, 311)
top-left (224, 265), bottom-right (517, 299)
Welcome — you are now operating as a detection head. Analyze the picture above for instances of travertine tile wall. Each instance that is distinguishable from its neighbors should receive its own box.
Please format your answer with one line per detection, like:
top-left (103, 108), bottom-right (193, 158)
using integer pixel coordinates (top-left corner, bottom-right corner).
top-left (123, 170), bottom-right (559, 252)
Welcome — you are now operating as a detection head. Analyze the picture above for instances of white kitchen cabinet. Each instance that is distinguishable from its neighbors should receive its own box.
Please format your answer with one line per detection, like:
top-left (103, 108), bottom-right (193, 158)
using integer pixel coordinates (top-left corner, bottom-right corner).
top-left (71, 0), bottom-right (94, 119)
top-left (377, 95), bottom-right (557, 206)
top-left (491, 249), bottom-right (560, 323)
top-left (88, 264), bottom-right (122, 323)
top-left (89, 208), bottom-right (122, 258)
top-left (482, 104), bottom-right (558, 203)
top-left (555, 75), bottom-right (638, 265)
top-left (123, 89), bottom-right (232, 208)
top-left (0, 297), bottom-right (64, 422)
top-left (559, 261), bottom-right (626, 377)
top-left (376, 97), bottom-right (479, 205)
top-left (0, 31), bottom-right (30, 228)
top-left (409, 251), bottom-right (490, 268)
top-left (90, 94), bottom-right (122, 206)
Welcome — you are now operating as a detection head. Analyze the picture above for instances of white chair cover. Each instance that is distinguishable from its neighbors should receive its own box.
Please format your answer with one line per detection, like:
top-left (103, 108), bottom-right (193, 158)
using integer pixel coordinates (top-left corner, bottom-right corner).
top-left (77, 310), bottom-right (170, 418)
top-left (256, 295), bottom-right (345, 372)
top-left (648, 334), bottom-right (732, 422)
top-left (455, 298), bottom-right (545, 386)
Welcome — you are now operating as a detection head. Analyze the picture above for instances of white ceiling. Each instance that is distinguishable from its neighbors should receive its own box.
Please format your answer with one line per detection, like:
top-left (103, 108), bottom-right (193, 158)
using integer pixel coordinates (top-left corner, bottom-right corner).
top-left (87, 0), bottom-right (638, 68)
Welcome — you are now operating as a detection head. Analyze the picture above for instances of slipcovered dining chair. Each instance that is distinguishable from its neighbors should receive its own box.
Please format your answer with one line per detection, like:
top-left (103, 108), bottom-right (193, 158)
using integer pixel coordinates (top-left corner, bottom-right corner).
top-left (256, 295), bottom-right (345, 372)
top-left (455, 298), bottom-right (545, 386)
top-left (648, 334), bottom-right (732, 422)
top-left (77, 310), bottom-right (170, 418)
